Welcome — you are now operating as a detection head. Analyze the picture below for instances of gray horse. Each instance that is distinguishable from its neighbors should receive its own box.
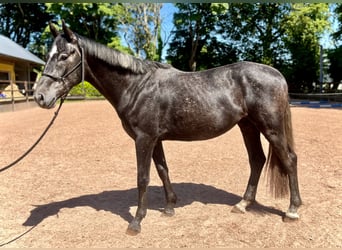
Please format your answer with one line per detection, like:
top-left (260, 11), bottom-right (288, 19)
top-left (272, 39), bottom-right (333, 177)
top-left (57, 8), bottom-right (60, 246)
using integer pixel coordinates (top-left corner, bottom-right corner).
top-left (34, 21), bottom-right (301, 235)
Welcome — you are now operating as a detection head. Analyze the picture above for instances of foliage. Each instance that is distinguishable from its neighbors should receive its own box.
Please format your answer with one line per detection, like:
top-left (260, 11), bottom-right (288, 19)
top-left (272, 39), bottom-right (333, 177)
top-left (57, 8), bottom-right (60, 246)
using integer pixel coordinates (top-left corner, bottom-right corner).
top-left (222, 3), bottom-right (290, 67)
top-left (167, 3), bottom-right (332, 92)
top-left (118, 3), bottom-right (163, 61)
top-left (107, 36), bottom-right (132, 54)
top-left (46, 3), bottom-right (121, 45)
top-left (328, 4), bottom-right (342, 85)
top-left (332, 3), bottom-right (342, 42)
top-left (0, 3), bottom-right (52, 58)
top-left (282, 3), bottom-right (330, 92)
top-left (167, 3), bottom-right (233, 71)
top-left (69, 81), bottom-right (101, 97)
top-left (327, 46), bottom-right (342, 83)
top-left (40, 4), bottom-right (130, 56)
top-left (0, 3), bottom-right (341, 94)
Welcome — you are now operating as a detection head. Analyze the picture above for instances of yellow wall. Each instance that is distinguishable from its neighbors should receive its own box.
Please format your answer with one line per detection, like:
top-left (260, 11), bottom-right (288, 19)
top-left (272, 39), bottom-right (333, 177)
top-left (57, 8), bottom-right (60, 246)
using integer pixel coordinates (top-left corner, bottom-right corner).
top-left (0, 60), bottom-right (15, 82)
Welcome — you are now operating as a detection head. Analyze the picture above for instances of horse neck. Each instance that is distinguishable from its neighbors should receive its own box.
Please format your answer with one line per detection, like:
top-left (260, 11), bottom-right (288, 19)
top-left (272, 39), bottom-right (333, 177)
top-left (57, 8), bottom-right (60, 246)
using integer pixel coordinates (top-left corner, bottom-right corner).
top-left (83, 52), bottom-right (146, 110)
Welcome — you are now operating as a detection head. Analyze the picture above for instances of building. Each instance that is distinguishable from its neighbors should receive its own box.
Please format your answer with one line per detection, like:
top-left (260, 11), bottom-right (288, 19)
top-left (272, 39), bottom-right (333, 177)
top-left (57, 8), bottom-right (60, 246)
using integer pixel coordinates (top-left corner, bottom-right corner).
top-left (0, 34), bottom-right (45, 99)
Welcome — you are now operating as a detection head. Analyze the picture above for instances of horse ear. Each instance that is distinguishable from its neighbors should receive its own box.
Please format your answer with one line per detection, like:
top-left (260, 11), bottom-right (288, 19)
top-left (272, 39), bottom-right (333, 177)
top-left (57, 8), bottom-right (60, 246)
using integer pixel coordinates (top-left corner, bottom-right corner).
top-left (49, 21), bottom-right (59, 38)
top-left (62, 20), bottom-right (77, 43)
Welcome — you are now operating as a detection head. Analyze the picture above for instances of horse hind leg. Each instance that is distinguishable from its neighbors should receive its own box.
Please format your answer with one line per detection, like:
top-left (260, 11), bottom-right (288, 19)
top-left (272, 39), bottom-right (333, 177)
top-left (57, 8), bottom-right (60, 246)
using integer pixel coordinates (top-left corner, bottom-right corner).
top-left (232, 118), bottom-right (266, 213)
top-left (153, 141), bottom-right (177, 216)
top-left (265, 134), bottom-right (302, 220)
top-left (261, 105), bottom-right (302, 220)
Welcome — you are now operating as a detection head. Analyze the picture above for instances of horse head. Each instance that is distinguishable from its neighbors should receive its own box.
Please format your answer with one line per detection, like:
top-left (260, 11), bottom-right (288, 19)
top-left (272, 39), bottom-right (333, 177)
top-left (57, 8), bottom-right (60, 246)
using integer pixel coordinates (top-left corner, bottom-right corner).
top-left (34, 21), bottom-right (83, 109)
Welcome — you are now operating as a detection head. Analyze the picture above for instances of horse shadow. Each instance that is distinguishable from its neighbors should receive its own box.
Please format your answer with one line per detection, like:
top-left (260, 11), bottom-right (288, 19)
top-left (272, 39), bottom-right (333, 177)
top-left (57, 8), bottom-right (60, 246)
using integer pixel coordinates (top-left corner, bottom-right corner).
top-left (23, 182), bottom-right (284, 227)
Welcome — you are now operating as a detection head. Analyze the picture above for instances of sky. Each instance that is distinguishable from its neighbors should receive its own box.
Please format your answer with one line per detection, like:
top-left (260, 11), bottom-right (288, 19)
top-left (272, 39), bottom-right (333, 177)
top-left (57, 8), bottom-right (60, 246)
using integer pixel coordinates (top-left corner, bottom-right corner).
top-left (160, 3), bottom-right (177, 61)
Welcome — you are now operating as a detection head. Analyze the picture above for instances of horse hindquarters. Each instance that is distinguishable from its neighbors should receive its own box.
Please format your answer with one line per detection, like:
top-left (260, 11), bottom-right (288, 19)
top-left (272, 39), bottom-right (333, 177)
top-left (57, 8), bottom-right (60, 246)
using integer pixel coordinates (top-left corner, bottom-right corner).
top-left (235, 63), bottom-right (302, 219)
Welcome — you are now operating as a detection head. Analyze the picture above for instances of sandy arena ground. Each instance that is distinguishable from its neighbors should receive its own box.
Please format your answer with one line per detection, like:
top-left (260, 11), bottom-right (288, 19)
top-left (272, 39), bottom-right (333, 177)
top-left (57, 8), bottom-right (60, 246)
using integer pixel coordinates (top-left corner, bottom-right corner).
top-left (0, 100), bottom-right (341, 247)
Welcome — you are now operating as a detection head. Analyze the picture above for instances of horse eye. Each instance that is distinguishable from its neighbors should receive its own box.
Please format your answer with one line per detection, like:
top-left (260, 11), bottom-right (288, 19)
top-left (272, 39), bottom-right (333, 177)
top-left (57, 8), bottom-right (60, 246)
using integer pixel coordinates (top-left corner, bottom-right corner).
top-left (59, 54), bottom-right (69, 61)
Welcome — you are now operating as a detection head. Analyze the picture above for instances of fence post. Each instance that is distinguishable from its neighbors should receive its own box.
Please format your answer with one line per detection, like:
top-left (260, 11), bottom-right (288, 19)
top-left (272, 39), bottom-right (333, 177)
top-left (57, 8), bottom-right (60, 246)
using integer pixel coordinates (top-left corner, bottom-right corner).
top-left (10, 80), bottom-right (14, 111)
top-left (319, 45), bottom-right (323, 93)
top-left (25, 81), bottom-right (29, 104)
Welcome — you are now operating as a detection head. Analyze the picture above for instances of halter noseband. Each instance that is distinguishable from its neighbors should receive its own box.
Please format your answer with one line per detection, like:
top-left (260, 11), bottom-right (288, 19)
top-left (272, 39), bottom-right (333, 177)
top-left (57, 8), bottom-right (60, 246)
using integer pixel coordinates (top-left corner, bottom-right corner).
top-left (42, 47), bottom-right (85, 87)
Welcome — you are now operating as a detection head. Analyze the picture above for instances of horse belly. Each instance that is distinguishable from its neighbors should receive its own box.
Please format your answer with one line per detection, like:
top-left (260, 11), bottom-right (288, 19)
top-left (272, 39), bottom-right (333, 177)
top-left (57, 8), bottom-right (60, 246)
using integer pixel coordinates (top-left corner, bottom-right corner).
top-left (162, 101), bottom-right (245, 141)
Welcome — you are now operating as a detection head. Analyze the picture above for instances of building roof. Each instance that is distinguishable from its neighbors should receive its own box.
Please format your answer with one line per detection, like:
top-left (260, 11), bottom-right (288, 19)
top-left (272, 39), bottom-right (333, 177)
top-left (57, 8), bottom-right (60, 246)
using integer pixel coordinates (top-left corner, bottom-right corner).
top-left (0, 34), bottom-right (45, 65)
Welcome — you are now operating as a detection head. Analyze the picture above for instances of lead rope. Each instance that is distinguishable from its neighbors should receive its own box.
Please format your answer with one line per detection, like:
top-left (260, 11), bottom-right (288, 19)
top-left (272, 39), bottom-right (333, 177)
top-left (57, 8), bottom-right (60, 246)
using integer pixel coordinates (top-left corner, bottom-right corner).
top-left (0, 47), bottom-right (84, 247)
top-left (0, 45), bottom-right (85, 247)
top-left (0, 98), bottom-right (64, 173)
top-left (0, 46), bottom-right (85, 173)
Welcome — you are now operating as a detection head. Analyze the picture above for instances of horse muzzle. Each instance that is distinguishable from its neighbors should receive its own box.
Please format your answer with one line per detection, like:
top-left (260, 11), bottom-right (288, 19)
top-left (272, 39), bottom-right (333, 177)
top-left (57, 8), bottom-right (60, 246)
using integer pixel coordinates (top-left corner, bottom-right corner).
top-left (34, 91), bottom-right (58, 109)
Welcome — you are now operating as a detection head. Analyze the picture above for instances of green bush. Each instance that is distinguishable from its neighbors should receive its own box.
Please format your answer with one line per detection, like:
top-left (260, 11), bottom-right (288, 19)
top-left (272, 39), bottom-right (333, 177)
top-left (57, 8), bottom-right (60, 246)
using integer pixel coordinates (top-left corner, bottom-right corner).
top-left (69, 81), bottom-right (102, 97)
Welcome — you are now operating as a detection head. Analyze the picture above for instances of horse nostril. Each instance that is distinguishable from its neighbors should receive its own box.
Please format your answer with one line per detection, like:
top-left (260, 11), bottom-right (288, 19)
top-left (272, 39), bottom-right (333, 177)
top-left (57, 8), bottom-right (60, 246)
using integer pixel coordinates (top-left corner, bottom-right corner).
top-left (35, 93), bottom-right (45, 103)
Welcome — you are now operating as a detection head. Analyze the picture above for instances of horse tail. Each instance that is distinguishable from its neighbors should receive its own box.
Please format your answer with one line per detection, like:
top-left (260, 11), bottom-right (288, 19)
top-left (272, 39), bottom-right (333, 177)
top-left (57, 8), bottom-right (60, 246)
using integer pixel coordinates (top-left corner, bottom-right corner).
top-left (265, 100), bottom-right (294, 198)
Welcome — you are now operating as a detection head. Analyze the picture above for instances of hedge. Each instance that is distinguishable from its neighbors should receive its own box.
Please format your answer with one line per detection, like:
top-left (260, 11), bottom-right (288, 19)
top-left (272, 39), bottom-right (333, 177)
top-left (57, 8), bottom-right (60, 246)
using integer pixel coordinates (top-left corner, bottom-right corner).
top-left (69, 81), bottom-right (102, 97)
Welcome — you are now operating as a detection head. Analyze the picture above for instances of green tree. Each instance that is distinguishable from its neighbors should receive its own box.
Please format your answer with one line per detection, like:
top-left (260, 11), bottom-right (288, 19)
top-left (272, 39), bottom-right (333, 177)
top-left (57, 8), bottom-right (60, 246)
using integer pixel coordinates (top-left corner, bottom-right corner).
top-left (46, 3), bottom-right (122, 46)
top-left (0, 3), bottom-right (52, 57)
top-left (283, 3), bottom-right (330, 92)
top-left (327, 4), bottom-right (342, 87)
top-left (222, 3), bottom-right (291, 67)
top-left (332, 3), bottom-right (342, 42)
top-left (118, 3), bottom-right (163, 61)
top-left (167, 3), bottom-right (233, 71)
top-left (327, 46), bottom-right (342, 85)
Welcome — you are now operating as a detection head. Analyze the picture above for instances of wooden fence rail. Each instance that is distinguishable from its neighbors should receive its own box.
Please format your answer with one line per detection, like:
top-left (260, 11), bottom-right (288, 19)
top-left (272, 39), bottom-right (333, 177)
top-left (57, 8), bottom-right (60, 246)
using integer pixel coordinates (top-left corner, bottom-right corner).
top-left (0, 79), bottom-right (36, 112)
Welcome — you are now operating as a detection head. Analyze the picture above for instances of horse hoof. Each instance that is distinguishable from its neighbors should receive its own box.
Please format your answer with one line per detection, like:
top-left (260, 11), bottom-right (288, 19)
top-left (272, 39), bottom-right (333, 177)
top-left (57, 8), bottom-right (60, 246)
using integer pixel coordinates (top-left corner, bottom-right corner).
top-left (126, 222), bottom-right (141, 236)
top-left (231, 204), bottom-right (246, 214)
top-left (283, 212), bottom-right (299, 222)
top-left (126, 227), bottom-right (140, 236)
top-left (161, 207), bottom-right (175, 217)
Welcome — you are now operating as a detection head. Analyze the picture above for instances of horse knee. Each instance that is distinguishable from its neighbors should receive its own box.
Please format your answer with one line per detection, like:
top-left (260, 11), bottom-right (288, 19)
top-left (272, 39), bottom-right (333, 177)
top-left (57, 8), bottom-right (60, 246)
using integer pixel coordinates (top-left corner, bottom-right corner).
top-left (282, 151), bottom-right (297, 174)
top-left (138, 176), bottom-right (150, 188)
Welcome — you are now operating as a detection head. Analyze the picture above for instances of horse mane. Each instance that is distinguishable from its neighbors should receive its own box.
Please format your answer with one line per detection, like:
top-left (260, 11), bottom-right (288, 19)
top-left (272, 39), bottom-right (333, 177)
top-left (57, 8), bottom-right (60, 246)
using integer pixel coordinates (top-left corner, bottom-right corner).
top-left (77, 35), bottom-right (171, 74)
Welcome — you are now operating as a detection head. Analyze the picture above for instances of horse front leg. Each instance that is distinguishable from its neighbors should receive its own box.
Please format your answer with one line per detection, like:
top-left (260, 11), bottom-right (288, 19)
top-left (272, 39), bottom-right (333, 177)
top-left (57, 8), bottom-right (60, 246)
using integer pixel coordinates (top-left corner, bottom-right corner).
top-left (153, 141), bottom-right (177, 216)
top-left (126, 136), bottom-right (155, 235)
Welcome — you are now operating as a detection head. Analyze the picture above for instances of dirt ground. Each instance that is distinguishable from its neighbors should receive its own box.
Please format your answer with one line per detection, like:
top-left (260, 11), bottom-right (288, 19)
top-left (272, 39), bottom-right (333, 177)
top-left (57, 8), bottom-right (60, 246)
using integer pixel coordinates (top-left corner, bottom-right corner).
top-left (0, 100), bottom-right (341, 248)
